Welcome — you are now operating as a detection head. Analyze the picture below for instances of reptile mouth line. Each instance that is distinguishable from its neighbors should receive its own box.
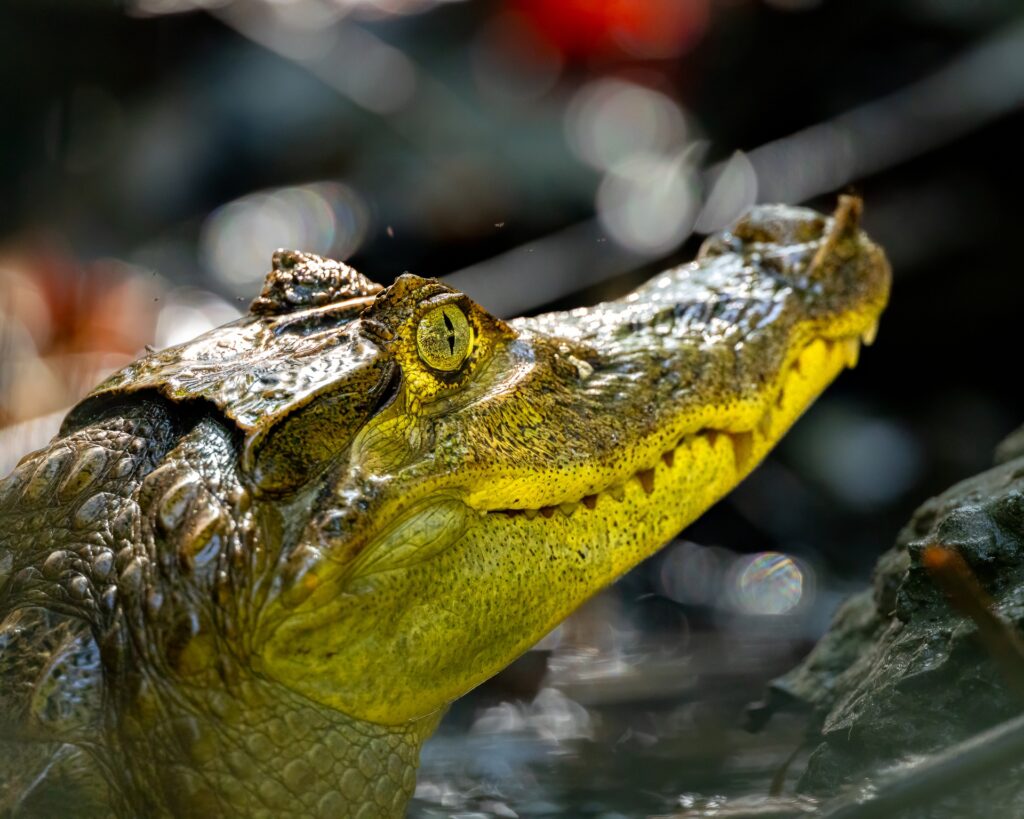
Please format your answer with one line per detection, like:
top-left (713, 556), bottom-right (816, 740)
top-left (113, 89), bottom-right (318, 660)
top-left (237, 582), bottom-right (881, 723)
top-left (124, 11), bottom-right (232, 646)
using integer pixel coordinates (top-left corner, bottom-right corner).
top-left (486, 322), bottom-right (878, 521)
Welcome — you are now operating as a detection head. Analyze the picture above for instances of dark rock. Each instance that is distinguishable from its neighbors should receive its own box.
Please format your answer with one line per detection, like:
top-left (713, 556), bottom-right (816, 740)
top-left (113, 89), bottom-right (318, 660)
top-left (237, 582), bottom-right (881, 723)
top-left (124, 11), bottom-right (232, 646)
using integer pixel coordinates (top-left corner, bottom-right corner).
top-left (766, 426), bottom-right (1024, 815)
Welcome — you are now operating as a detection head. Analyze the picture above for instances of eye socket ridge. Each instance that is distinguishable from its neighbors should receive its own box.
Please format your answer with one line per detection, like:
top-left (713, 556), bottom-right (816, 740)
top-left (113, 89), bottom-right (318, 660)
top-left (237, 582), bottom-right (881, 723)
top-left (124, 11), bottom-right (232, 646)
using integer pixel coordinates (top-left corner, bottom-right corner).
top-left (416, 303), bottom-right (473, 372)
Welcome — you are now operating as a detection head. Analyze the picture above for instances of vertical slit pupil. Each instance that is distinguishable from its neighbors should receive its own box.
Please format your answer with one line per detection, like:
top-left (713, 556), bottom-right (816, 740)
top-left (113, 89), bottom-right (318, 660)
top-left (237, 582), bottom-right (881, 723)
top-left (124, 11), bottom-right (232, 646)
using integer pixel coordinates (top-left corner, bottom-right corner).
top-left (442, 311), bottom-right (456, 354)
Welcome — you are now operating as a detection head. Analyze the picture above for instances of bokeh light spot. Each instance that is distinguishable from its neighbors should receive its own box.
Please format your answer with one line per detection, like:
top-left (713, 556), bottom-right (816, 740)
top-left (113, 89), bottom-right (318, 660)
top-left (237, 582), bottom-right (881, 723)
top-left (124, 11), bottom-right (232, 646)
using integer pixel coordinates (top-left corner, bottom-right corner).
top-left (732, 552), bottom-right (806, 616)
top-left (155, 288), bottom-right (242, 350)
top-left (566, 78), bottom-right (687, 171)
top-left (658, 540), bottom-right (729, 607)
top-left (791, 402), bottom-right (924, 508)
top-left (694, 150), bottom-right (759, 234)
top-left (512, 0), bottom-right (709, 60)
top-left (597, 151), bottom-right (698, 255)
top-left (200, 182), bottom-right (368, 289)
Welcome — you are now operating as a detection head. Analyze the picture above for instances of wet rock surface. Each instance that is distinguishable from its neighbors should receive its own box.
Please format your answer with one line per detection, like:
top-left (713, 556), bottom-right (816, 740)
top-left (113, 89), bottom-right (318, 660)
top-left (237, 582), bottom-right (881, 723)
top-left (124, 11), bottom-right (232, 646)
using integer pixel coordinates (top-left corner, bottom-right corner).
top-left (766, 423), bottom-right (1024, 815)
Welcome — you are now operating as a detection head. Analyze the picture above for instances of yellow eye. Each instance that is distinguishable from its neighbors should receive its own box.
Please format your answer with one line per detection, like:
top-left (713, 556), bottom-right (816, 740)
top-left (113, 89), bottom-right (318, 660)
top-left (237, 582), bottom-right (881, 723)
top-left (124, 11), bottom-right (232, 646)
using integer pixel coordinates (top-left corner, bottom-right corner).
top-left (416, 305), bottom-right (472, 372)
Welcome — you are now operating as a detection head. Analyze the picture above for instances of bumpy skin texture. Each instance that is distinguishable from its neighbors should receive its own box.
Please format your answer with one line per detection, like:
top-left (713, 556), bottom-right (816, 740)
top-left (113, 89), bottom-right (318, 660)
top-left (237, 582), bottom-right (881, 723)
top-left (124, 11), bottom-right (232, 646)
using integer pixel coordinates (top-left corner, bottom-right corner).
top-left (0, 201), bottom-right (889, 817)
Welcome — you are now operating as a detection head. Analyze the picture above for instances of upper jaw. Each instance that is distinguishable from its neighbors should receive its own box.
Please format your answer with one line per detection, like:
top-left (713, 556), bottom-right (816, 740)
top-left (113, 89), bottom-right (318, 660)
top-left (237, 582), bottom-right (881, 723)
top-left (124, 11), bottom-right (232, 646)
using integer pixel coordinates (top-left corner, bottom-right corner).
top-left (456, 199), bottom-right (888, 513)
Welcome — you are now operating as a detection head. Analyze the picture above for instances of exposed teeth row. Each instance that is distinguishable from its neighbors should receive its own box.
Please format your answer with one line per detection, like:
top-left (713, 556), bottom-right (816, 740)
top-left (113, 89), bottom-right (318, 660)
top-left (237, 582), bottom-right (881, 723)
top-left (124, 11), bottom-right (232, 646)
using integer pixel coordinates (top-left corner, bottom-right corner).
top-left (492, 428), bottom-right (755, 520)
top-left (492, 328), bottom-right (871, 521)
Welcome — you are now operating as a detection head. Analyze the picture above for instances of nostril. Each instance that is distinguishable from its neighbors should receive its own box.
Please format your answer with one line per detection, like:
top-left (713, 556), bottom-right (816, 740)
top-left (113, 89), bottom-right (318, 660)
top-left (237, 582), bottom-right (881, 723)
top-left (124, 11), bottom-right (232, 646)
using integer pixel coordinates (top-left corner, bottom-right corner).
top-left (731, 219), bottom-right (777, 244)
top-left (792, 214), bottom-right (829, 244)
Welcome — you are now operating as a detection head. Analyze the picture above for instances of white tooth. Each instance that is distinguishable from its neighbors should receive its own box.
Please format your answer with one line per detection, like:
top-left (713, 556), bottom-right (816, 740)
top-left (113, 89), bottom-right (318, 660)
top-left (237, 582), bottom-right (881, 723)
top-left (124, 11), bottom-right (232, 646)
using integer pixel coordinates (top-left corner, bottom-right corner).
top-left (842, 337), bottom-right (860, 368)
top-left (559, 502), bottom-right (578, 517)
top-left (757, 411), bottom-right (773, 439)
top-left (524, 508), bottom-right (538, 520)
top-left (861, 321), bottom-right (879, 346)
top-left (608, 484), bottom-right (625, 502)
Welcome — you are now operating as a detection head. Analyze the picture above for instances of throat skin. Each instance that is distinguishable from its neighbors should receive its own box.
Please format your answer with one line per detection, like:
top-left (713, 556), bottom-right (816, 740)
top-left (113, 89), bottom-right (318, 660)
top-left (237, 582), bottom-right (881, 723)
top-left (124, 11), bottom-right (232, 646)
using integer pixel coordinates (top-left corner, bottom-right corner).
top-left (114, 672), bottom-right (440, 818)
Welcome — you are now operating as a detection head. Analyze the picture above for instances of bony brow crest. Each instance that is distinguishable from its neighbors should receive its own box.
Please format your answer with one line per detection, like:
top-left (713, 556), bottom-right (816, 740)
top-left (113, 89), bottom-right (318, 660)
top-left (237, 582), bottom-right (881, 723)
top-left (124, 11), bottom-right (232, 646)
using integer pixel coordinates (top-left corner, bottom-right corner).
top-left (360, 274), bottom-right (460, 331)
top-left (359, 275), bottom-right (514, 389)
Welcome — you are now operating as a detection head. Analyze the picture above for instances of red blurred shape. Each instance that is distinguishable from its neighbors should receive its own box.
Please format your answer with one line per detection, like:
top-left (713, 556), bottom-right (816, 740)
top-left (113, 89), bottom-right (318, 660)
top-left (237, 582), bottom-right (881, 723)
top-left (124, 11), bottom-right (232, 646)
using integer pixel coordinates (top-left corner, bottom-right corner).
top-left (510, 0), bottom-right (709, 60)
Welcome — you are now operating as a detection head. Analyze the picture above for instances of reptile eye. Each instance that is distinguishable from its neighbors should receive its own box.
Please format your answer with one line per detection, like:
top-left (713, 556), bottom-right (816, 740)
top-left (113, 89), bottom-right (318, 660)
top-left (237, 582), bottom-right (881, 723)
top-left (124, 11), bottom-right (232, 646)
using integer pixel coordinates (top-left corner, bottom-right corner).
top-left (416, 305), bottom-right (472, 372)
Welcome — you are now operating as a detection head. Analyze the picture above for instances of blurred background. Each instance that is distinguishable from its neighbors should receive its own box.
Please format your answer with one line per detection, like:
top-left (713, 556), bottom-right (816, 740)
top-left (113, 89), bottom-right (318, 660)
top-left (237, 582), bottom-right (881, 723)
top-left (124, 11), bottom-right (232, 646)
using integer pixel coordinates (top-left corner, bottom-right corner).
top-left (1, 0), bottom-right (1022, 815)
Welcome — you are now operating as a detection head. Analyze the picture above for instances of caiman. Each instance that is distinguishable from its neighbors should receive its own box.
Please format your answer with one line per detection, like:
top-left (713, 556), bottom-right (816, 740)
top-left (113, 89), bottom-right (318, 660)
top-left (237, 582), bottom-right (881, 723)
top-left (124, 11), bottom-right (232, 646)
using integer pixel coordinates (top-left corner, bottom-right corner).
top-left (0, 197), bottom-right (889, 818)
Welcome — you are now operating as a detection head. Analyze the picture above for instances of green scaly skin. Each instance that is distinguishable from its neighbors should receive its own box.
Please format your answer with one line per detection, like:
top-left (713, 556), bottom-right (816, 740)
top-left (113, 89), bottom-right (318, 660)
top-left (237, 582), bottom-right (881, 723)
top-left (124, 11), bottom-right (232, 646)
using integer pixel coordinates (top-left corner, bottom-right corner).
top-left (0, 198), bottom-right (890, 817)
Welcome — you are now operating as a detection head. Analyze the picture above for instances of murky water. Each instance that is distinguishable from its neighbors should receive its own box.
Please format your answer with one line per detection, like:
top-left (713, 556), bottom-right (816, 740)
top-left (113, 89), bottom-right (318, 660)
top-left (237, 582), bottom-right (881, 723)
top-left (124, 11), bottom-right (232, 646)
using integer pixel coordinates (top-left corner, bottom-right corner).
top-left (408, 581), bottom-right (825, 819)
top-left (411, 685), bottom-right (809, 818)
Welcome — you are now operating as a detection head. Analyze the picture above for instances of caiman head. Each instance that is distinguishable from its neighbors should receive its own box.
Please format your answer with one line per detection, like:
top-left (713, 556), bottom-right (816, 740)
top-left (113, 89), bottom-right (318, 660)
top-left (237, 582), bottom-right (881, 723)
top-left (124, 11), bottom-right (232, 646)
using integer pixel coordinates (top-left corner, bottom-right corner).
top-left (71, 196), bottom-right (890, 727)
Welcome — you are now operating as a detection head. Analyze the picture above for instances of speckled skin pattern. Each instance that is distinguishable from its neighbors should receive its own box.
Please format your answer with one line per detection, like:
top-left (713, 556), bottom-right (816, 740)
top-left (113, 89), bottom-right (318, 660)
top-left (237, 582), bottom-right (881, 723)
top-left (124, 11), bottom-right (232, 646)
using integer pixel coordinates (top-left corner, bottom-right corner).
top-left (0, 198), bottom-right (889, 817)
